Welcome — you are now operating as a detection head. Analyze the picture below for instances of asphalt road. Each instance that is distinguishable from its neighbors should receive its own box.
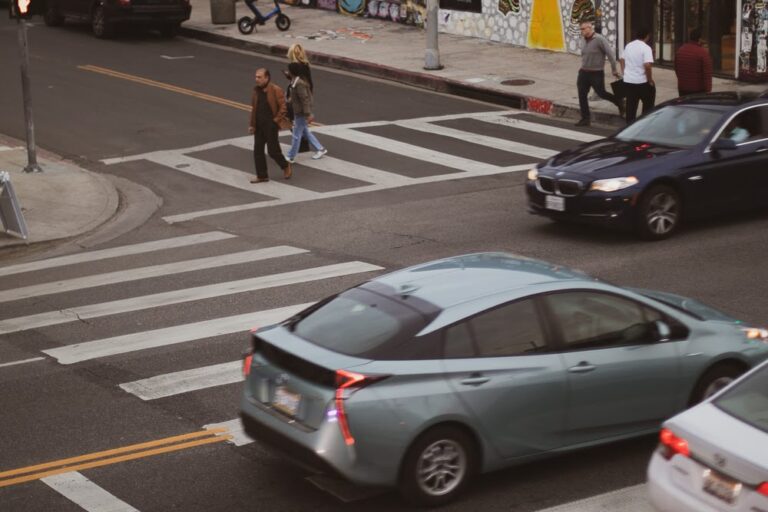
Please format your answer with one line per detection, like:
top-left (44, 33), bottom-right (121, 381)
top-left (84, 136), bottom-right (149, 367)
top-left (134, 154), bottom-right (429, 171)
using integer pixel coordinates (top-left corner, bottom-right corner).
top-left (2, 14), bottom-right (768, 512)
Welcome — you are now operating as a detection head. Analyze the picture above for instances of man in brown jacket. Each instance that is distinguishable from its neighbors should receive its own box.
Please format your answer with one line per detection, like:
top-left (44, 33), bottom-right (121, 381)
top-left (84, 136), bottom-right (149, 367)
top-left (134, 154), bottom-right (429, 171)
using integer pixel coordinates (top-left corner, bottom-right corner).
top-left (674, 29), bottom-right (713, 97)
top-left (249, 68), bottom-right (292, 183)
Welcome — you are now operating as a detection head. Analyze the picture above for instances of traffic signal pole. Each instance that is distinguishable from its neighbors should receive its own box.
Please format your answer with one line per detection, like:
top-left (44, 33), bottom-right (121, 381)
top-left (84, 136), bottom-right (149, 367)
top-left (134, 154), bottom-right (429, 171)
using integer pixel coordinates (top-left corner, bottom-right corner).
top-left (16, 12), bottom-right (43, 173)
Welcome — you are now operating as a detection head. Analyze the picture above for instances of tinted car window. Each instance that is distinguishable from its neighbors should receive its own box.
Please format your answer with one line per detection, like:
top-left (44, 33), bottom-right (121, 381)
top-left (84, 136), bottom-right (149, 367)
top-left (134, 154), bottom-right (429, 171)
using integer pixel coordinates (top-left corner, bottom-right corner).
top-left (722, 107), bottom-right (767, 143)
top-left (444, 322), bottom-right (475, 358)
top-left (545, 292), bottom-right (655, 349)
top-left (714, 365), bottom-right (768, 434)
top-left (616, 105), bottom-right (722, 147)
top-left (293, 288), bottom-right (431, 359)
top-left (469, 299), bottom-right (546, 357)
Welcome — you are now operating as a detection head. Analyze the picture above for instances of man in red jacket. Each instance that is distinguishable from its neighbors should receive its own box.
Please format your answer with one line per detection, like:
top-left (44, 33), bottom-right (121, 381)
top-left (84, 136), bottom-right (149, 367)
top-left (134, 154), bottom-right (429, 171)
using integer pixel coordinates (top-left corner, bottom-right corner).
top-left (675, 28), bottom-right (713, 97)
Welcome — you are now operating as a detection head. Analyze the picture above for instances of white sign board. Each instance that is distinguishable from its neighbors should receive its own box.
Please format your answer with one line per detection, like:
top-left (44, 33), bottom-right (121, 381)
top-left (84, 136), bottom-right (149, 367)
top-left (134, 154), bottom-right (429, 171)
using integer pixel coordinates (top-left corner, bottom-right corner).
top-left (0, 172), bottom-right (29, 240)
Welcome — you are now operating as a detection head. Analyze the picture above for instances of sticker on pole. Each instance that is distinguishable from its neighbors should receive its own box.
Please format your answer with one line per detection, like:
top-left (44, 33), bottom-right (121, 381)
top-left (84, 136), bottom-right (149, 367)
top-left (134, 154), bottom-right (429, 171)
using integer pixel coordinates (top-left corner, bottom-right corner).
top-left (0, 172), bottom-right (29, 240)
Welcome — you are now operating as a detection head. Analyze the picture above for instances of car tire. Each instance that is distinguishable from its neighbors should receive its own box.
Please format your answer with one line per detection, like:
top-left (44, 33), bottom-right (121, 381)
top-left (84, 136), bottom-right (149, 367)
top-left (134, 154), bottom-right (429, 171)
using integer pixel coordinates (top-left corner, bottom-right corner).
top-left (398, 426), bottom-right (477, 507)
top-left (91, 3), bottom-right (114, 39)
top-left (635, 184), bottom-right (681, 240)
top-left (689, 363), bottom-right (746, 405)
top-left (159, 22), bottom-right (180, 37)
top-left (43, 1), bottom-right (65, 26)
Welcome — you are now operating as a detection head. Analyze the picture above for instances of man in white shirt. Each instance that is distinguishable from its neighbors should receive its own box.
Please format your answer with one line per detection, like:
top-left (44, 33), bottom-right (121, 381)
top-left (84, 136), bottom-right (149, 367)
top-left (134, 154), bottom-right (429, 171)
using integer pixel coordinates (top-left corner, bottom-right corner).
top-left (620, 27), bottom-right (655, 124)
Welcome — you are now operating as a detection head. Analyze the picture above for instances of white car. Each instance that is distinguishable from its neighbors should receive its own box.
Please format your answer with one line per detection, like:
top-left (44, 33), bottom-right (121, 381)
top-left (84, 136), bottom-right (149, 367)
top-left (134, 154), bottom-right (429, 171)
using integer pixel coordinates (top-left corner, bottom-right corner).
top-left (647, 357), bottom-right (768, 511)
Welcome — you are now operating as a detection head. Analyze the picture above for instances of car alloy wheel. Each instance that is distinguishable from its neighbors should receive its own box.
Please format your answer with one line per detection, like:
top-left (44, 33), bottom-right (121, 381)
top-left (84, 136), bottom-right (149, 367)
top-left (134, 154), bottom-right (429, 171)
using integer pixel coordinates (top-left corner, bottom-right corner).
top-left (400, 426), bottom-right (476, 506)
top-left (637, 185), bottom-right (681, 240)
top-left (690, 363), bottom-right (746, 405)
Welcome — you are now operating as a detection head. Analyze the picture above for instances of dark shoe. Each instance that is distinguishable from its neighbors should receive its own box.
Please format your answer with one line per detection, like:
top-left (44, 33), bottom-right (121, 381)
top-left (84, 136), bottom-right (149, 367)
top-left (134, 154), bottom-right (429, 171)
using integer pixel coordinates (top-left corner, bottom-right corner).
top-left (283, 162), bottom-right (292, 180)
top-left (617, 99), bottom-right (626, 117)
top-left (250, 177), bottom-right (269, 183)
top-left (575, 118), bottom-right (591, 127)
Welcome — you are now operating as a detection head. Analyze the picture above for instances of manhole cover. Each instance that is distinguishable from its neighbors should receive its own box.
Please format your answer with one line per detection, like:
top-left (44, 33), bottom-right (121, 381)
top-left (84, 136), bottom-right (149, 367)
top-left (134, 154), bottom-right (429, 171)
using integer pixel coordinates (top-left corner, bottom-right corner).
top-left (502, 79), bottom-right (535, 86)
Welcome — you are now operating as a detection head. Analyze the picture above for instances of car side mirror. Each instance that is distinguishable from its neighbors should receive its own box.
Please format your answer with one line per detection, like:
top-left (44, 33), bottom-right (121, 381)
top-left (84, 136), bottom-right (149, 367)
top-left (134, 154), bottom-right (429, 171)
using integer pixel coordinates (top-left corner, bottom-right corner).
top-left (654, 320), bottom-right (671, 342)
top-left (711, 138), bottom-right (738, 152)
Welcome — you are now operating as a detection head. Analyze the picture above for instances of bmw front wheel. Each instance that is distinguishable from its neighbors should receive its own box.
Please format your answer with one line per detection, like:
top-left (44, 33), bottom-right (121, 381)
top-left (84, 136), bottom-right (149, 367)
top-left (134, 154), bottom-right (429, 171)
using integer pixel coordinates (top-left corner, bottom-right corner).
top-left (399, 426), bottom-right (477, 507)
top-left (636, 185), bottom-right (681, 240)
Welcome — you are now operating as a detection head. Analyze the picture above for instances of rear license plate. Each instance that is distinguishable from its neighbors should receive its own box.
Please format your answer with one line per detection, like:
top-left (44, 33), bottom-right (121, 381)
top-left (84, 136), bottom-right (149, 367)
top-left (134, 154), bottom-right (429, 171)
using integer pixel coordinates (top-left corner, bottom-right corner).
top-left (545, 195), bottom-right (565, 211)
top-left (702, 469), bottom-right (741, 504)
top-left (273, 386), bottom-right (301, 417)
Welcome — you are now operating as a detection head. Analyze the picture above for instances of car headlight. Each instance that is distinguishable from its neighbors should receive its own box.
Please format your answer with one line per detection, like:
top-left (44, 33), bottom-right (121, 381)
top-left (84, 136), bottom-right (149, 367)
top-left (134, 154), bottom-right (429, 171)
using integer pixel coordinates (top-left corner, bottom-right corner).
top-left (742, 327), bottom-right (768, 343)
top-left (527, 168), bottom-right (538, 181)
top-left (589, 176), bottom-right (639, 192)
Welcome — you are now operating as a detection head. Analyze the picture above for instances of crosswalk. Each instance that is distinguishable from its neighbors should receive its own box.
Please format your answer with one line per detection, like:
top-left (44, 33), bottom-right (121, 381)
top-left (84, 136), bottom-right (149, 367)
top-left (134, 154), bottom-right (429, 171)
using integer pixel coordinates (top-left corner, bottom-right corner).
top-left (101, 110), bottom-right (601, 224)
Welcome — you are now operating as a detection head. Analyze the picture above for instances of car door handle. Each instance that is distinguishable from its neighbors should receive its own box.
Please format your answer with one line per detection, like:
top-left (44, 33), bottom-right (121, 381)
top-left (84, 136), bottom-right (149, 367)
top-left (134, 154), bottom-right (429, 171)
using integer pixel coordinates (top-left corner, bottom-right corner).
top-left (460, 374), bottom-right (490, 386)
top-left (687, 175), bottom-right (703, 181)
top-left (568, 362), bottom-right (596, 373)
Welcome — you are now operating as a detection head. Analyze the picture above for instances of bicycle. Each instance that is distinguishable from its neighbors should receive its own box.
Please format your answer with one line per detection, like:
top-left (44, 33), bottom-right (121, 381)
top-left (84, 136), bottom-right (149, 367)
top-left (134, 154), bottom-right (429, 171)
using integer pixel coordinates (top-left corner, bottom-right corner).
top-left (237, 0), bottom-right (291, 33)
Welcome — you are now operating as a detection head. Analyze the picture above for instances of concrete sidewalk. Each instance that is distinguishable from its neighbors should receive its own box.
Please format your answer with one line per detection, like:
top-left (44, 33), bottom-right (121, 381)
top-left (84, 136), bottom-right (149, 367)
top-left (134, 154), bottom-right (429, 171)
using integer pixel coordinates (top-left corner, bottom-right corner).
top-left (0, 134), bottom-right (119, 252)
top-left (183, 1), bottom-right (768, 125)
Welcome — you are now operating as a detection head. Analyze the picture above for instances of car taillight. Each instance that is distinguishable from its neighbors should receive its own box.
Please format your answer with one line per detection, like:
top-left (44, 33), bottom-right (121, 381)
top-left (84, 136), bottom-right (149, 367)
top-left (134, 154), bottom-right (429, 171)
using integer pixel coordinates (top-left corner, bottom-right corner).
top-left (659, 428), bottom-right (690, 459)
top-left (334, 369), bottom-right (388, 446)
top-left (118, 0), bottom-right (130, 6)
top-left (758, 482), bottom-right (768, 497)
top-left (242, 352), bottom-right (253, 377)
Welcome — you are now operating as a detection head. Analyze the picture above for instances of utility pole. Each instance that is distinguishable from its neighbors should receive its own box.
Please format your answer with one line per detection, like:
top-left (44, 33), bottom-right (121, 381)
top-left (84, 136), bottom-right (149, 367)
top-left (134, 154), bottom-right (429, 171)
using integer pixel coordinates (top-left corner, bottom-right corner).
top-left (424, 0), bottom-right (443, 70)
top-left (12, 0), bottom-right (43, 173)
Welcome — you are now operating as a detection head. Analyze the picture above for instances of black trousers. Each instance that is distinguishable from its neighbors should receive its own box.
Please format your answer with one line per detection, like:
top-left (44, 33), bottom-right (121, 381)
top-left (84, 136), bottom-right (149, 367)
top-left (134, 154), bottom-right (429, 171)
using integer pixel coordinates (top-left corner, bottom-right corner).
top-left (253, 123), bottom-right (288, 179)
top-left (577, 70), bottom-right (620, 120)
top-left (624, 82), bottom-right (655, 124)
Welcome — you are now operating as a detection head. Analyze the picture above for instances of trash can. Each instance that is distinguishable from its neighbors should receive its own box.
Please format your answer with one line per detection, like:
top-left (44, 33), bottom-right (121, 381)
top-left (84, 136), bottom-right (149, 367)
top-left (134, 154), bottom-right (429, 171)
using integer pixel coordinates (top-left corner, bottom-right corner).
top-left (210, 0), bottom-right (235, 24)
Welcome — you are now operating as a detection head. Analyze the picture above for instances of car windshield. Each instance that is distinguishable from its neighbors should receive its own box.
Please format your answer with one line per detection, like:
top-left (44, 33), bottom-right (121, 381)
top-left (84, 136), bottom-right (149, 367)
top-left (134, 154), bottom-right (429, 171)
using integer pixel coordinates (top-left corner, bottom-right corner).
top-left (293, 288), bottom-right (430, 358)
top-left (713, 365), bottom-right (768, 434)
top-left (616, 106), bottom-right (722, 148)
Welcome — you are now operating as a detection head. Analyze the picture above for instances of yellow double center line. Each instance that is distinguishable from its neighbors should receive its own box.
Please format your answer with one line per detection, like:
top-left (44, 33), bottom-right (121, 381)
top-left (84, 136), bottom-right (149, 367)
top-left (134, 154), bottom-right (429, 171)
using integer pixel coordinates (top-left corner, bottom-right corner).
top-left (0, 428), bottom-right (232, 488)
top-left (78, 64), bottom-right (251, 112)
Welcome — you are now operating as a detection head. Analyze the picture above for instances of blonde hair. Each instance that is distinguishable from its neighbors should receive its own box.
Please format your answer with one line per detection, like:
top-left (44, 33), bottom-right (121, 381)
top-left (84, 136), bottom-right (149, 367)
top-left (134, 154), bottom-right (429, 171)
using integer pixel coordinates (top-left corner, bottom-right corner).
top-left (287, 44), bottom-right (309, 65)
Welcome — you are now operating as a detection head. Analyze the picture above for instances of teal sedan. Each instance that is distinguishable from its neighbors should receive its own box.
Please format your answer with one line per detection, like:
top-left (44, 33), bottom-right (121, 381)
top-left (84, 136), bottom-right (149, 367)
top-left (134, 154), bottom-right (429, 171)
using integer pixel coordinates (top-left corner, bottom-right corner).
top-left (240, 253), bottom-right (768, 506)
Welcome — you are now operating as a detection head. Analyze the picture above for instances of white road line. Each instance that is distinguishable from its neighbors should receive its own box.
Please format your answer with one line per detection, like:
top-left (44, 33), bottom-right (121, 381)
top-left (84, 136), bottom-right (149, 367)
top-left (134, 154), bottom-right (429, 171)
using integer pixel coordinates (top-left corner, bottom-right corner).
top-left (0, 246), bottom-right (307, 304)
top-left (42, 472), bottom-right (139, 512)
top-left (395, 119), bottom-right (557, 159)
top-left (0, 262), bottom-right (382, 335)
top-left (318, 127), bottom-right (502, 174)
top-left (100, 135), bottom-right (250, 165)
top-left (480, 115), bottom-right (603, 143)
top-left (0, 231), bottom-right (236, 278)
top-left (43, 303), bottom-right (311, 364)
top-left (534, 484), bottom-right (651, 512)
top-left (162, 163), bottom-right (533, 224)
top-left (145, 153), bottom-right (320, 201)
top-left (120, 360), bottom-right (242, 400)
top-left (204, 419), bottom-right (253, 446)
top-left (0, 357), bottom-right (45, 368)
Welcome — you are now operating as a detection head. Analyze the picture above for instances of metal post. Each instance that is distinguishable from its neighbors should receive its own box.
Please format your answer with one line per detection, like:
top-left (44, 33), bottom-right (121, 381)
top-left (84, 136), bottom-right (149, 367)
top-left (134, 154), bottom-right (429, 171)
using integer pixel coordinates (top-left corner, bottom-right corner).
top-left (424, 0), bottom-right (443, 70)
top-left (17, 18), bottom-right (43, 173)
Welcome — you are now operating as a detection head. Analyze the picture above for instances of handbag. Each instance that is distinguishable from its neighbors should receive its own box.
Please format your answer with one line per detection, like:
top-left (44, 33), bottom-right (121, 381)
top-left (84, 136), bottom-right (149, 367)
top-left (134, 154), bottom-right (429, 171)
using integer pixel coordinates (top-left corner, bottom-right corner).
top-left (610, 79), bottom-right (627, 99)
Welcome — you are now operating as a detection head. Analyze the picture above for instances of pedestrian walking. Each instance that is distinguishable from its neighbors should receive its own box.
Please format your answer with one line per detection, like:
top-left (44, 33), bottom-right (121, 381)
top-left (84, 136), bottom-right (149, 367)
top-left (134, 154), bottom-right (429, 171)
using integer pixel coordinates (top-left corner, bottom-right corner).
top-left (285, 43), bottom-right (313, 153)
top-left (248, 68), bottom-right (292, 183)
top-left (620, 28), bottom-right (655, 124)
top-left (285, 62), bottom-right (327, 163)
top-left (675, 28), bottom-right (713, 97)
top-left (575, 20), bottom-right (624, 127)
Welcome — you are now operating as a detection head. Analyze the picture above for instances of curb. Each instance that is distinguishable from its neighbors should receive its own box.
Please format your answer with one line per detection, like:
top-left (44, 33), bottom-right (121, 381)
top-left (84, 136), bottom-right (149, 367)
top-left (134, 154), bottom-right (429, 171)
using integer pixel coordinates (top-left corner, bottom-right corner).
top-left (180, 25), bottom-right (626, 128)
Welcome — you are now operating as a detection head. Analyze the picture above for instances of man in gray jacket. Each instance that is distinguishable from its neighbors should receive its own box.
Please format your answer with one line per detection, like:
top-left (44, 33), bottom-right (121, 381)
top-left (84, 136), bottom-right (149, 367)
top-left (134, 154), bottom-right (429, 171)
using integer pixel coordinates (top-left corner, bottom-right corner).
top-left (576, 20), bottom-right (623, 127)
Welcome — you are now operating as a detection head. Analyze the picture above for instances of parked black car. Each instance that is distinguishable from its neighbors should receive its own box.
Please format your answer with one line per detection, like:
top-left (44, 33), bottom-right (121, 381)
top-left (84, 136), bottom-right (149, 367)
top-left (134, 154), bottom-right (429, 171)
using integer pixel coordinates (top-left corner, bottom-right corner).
top-left (526, 91), bottom-right (768, 240)
top-left (43, 0), bottom-right (191, 38)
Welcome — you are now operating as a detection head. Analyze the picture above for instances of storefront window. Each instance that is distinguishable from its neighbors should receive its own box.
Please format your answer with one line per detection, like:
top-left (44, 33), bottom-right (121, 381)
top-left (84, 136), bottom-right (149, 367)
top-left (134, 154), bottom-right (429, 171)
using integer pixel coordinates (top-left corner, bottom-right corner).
top-left (686, 0), bottom-right (737, 75)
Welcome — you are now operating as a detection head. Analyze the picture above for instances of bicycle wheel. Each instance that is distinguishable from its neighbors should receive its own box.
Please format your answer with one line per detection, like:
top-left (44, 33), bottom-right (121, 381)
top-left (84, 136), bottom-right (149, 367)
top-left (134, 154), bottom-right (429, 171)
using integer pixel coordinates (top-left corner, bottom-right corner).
top-left (237, 16), bottom-right (255, 34)
top-left (275, 13), bottom-right (291, 31)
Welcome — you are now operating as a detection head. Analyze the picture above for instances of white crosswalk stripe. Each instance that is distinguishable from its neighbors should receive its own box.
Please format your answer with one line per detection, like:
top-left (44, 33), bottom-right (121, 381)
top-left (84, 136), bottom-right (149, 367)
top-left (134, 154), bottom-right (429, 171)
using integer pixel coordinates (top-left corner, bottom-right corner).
top-left (98, 110), bottom-right (588, 224)
top-left (120, 360), bottom-right (242, 400)
top-left (0, 246), bottom-right (307, 304)
top-left (42, 472), bottom-right (139, 512)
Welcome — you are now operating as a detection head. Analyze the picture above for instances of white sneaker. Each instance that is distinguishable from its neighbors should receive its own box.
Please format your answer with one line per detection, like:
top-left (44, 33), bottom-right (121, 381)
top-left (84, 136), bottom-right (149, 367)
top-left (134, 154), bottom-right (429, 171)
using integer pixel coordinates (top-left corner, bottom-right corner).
top-left (311, 148), bottom-right (328, 160)
top-left (286, 157), bottom-right (296, 164)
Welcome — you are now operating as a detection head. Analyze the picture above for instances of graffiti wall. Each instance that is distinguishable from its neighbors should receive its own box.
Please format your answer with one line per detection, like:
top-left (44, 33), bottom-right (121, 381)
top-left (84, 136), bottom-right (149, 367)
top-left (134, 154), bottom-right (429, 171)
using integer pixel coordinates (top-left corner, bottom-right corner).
top-left (740, 0), bottom-right (768, 80)
top-left (438, 0), bottom-right (619, 55)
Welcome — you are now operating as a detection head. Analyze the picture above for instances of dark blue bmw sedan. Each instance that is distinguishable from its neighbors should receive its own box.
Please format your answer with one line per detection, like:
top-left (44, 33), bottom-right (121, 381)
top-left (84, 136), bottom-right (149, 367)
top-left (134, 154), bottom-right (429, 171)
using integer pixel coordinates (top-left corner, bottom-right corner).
top-left (526, 91), bottom-right (768, 240)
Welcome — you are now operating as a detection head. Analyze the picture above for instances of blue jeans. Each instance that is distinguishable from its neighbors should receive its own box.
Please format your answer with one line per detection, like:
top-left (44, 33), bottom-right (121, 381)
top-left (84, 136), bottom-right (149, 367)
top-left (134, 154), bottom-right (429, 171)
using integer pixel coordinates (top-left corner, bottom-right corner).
top-left (287, 115), bottom-right (324, 159)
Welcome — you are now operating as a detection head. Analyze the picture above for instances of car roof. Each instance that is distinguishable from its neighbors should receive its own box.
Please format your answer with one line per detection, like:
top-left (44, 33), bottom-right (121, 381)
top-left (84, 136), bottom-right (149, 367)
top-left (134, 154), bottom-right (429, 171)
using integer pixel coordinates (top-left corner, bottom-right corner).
top-left (369, 252), bottom-right (593, 309)
top-left (659, 90), bottom-right (768, 109)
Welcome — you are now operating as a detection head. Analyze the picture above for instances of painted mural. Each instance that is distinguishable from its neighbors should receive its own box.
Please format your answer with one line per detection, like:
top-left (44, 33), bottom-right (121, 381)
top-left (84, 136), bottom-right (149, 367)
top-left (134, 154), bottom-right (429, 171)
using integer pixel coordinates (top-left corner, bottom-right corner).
top-left (740, 0), bottom-right (768, 80)
top-left (439, 0), bottom-right (618, 56)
